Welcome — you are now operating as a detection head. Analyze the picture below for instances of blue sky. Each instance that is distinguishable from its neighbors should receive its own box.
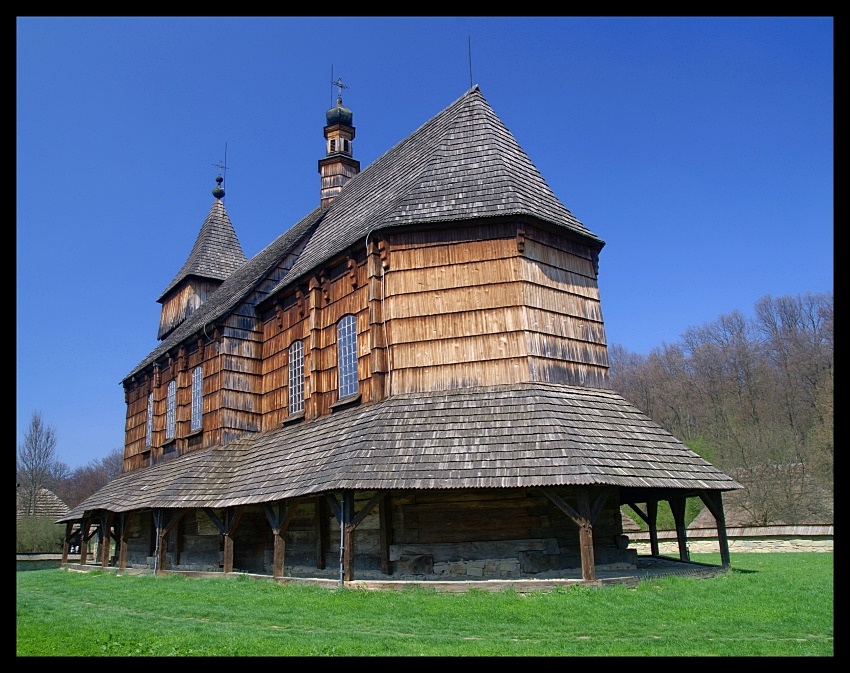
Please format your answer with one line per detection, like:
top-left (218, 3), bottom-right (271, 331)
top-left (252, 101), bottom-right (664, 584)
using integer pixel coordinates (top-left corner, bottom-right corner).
top-left (17, 17), bottom-right (833, 469)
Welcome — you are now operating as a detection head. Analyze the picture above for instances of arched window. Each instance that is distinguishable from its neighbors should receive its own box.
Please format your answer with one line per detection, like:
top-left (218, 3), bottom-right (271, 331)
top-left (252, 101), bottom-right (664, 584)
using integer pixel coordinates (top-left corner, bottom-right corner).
top-left (288, 340), bottom-right (304, 414)
top-left (191, 366), bottom-right (203, 431)
top-left (145, 392), bottom-right (153, 447)
top-left (165, 380), bottom-right (176, 440)
top-left (337, 314), bottom-right (358, 398)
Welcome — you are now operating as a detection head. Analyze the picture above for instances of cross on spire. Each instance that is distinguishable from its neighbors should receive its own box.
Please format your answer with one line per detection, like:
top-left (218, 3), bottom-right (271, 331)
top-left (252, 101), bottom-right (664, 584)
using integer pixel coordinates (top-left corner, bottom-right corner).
top-left (212, 160), bottom-right (228, 177)
top-left (331, 76), bottom-right (349, 104)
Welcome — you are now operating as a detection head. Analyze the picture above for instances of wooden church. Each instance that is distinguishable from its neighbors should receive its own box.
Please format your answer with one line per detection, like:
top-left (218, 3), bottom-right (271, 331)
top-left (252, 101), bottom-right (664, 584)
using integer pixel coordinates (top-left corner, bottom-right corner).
top-left (58, 84), bottom-right (741, 586)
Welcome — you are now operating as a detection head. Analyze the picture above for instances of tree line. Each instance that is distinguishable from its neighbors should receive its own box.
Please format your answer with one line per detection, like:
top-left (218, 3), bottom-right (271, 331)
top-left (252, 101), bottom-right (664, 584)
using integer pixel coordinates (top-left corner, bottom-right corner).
top-left (608, 291), bottom-right (833, 526)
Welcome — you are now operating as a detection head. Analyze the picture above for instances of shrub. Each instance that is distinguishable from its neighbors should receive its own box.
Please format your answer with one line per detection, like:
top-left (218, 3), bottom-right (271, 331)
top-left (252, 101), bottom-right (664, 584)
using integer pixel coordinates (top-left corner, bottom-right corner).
top-left (16, 516), bottom-right (65, 553)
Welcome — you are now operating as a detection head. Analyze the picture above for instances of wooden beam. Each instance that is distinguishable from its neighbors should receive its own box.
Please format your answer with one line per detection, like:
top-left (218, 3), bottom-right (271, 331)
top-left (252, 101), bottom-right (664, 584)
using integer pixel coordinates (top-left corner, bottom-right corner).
top-left (352, 490), bottom-right (387, 527)
top-left (625, 502), bottom-right (649, 524)
top-left (540, 487), bottom-right (582, 526)
top-left (541, 487), bottom-right (596, 582)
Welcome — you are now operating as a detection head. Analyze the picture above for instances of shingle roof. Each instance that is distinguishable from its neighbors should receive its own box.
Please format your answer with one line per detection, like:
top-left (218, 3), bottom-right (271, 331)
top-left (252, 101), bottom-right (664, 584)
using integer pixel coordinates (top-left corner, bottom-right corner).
top-left (18, 487), bottom-right (69, 522)
top-left (157, 199), bottom-right (248, 301)
top-left (59, 383), bottom-right (741, 521)
top-left (277, 85), bottom-right (602, 290)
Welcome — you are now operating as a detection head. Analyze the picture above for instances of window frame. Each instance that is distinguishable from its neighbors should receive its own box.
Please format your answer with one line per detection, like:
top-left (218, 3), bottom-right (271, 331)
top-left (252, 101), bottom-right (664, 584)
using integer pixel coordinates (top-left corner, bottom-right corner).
top-left (288, 339), bottom-right (305, 415)
top-left (190, 365), bottom-right (203, 432)
top-left (337, 314), bottom-right (358, 399)
top-left (165, 379), bottom-right (176, 441)
top-left (145, 392), bottom-right (153, 447)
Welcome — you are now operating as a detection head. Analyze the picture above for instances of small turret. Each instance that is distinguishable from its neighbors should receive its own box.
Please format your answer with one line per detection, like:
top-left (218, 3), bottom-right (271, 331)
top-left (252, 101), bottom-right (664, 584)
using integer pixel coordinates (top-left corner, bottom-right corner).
top-left (318, 77), bottom-right (360, 207)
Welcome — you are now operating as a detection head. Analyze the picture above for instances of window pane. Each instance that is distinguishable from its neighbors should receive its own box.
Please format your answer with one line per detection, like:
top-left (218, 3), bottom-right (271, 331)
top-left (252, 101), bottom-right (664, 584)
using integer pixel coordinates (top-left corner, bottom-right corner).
top-left (145, 392), bottom-right (153, 447)
top-left (288, 340), bottom-right (304, 414)
top-left (337, 315), bottom-right (358, 398)
top-left (191, 366), bottom-right (203, 431)
top-left (166, 380), bottom-right (176, 440)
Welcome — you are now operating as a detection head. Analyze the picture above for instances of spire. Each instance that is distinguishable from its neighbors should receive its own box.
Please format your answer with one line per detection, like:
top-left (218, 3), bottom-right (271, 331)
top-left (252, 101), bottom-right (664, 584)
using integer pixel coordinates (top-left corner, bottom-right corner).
top-left (155, 171), bottom-right (248, 340)
top-left (319, 76), bottom-right (360, 207)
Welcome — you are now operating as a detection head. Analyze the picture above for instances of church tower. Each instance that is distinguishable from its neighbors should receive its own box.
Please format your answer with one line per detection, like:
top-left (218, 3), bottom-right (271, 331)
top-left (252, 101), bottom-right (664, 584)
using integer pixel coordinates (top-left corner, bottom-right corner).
top-left (318, 77), bottom-right (360, 207)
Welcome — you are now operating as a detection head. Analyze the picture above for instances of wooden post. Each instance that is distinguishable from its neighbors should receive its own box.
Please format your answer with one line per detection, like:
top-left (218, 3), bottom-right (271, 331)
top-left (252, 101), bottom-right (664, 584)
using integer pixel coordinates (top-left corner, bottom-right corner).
top-left (100, 512), bottom-right (114, 567)
top-left (264, 502), bottom-right (300, 579)
top-left (79, 519), bottom-right (91, 566)
top-left (316, 496), bottom-right (328, 570)
top-left (118, 512), bottom-right (134, 570)
top-left (379, 493), bottom-right (393, 575)
top-left (221, 507), bottom-right (244, 574)
top-left (576, 487), bottom-right (597, 582)
top-left (648, 500), bottom-right (660, 557)
top-left (342, 490), bottom-right (355, 582)
top-left (699, 490), bottom-right (731, 567)
top-left (61, 522), bottom-right (73, 565)
top-left (669, 496), bottom-right (689, 561)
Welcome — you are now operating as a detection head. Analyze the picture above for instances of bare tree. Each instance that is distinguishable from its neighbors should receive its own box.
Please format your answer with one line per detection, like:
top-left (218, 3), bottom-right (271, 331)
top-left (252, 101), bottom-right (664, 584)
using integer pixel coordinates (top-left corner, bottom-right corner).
top-left (609, 292), bottom-right (833, 525)
top-left (55, 448), bottom-right (124, 509)
top-left (17, 411), bottom-right (62, 516)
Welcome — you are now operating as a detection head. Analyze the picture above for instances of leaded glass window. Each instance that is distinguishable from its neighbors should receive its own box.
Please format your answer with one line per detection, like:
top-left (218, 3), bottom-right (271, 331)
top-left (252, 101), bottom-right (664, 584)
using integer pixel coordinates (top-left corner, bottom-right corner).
top-left (337, 314), bottom-right (358, 398)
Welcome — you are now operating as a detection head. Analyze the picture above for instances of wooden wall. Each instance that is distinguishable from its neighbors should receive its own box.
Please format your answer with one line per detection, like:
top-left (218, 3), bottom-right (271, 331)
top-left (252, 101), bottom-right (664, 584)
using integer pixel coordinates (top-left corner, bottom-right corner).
top-left (119, 488), bottom-right (630, 576)
top-left (124, 216), bottom-right (608, 474)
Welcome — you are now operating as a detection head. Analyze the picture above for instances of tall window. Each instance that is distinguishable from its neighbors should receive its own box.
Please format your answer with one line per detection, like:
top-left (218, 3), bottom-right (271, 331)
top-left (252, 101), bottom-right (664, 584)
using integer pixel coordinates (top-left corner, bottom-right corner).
top-left (337, 314), bottom-right (358, 398)
top-left (165, 380), bottom-right (176, 440)
top-left (191, 366), bottom-right (203, 431)
top-left (288, 340), bottom-right (304, 414)
top-left (145, 392), bottom-right (153, 447)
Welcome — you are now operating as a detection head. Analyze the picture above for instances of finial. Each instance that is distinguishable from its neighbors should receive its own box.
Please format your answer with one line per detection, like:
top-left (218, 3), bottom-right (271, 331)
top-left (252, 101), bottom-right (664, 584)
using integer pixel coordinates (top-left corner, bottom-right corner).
top-left (212, 160), bottom-right (227, 200)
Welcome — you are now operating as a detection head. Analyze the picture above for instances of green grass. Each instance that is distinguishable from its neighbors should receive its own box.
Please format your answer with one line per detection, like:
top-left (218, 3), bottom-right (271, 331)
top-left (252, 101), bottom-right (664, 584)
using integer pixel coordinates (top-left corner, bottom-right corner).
top-left (17, 552), bottom-right (833, 656)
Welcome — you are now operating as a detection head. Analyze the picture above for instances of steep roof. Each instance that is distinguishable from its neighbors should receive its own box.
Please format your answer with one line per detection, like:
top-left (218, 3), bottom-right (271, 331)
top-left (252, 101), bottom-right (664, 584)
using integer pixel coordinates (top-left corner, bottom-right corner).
top-left (60, 383), bottom-right (741, 521)
top-left (157, 198), bottom-right (247, 302)
top-left (277, 85), bottom-right (602, 289)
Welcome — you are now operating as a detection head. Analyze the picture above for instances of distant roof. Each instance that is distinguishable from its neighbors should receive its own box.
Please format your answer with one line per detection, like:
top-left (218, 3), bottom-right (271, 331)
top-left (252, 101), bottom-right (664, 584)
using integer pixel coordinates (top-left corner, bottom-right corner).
top-left (18, 487), bottom-right (69, 522)
top-left (157, 198), bottom-right (247, 302)
top-left (60, 383), bottom-right (741, 521)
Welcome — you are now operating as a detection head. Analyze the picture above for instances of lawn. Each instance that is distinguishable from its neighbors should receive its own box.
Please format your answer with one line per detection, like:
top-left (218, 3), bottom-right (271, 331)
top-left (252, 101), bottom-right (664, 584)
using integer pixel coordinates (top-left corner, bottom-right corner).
top-left (16, 552), bottom-right (833, 656)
